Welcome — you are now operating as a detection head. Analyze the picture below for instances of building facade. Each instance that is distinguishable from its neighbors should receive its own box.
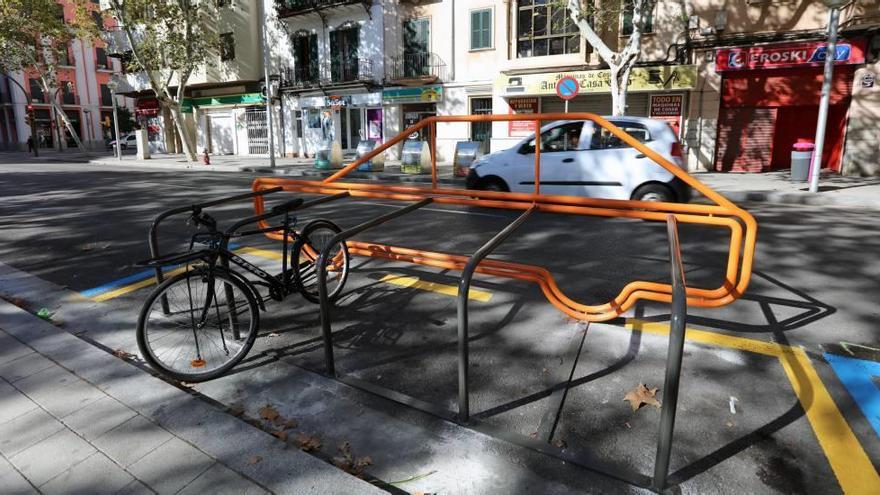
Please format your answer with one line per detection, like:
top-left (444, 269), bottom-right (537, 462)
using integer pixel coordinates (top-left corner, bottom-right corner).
top-left (0, 1), bottom-right (133, 152)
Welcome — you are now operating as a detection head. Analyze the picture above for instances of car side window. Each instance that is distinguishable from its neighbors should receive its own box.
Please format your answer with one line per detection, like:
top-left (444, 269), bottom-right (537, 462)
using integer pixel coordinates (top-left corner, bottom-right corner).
top-left (519, 122), bottom-right (584, 154)
top-left (589, 123), bottom-right (651, 150)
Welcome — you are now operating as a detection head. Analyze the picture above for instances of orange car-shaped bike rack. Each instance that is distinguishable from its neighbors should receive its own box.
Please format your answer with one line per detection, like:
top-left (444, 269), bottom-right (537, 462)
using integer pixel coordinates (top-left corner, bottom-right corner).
top-left (252, 113), bottom-right (757, 323)
top-left (251, 113), bottom-right (757, 490)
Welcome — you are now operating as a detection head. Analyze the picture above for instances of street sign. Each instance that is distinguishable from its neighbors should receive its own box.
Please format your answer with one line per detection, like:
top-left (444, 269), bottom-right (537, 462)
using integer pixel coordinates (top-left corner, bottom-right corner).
top-left (556, 76), bottom-right (579, 101)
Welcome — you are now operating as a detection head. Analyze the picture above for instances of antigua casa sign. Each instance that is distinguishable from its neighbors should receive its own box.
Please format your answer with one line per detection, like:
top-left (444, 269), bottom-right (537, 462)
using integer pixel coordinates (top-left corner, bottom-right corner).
top-left (495, 65), bottom-right (697, 97)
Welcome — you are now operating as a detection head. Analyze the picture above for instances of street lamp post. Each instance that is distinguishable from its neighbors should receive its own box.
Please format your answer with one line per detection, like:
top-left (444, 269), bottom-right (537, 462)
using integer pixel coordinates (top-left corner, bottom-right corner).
top-left (107, 78), bottom-right (122, 161)
top-left (809, 0), bottom-right (847, 193)
top-left (259, 0), bottom-right (277, 168)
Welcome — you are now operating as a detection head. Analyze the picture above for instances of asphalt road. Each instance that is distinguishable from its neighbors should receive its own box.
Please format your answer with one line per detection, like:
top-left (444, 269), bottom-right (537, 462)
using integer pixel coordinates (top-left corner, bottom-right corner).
top-left (0, 158), bottom-right (877, 494)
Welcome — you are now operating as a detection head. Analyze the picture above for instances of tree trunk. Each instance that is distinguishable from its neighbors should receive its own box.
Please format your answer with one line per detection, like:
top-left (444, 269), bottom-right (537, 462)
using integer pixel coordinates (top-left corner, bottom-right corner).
top-left (609, 67), bottom-right (624, 116)
top-left (49, 100), bottom-right (89, 155)
top-left (166, 101), bottom-right (196, 162)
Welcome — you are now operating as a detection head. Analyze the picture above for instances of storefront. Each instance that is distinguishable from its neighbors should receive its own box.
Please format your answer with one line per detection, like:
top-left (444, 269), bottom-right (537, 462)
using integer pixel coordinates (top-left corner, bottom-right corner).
top-left (713, 39), bottom-right (866, 172)
top-left (290, 91), bottom-right (383, 157)
top-left (135, 98), bottom-right (167, 154)
top-left (184, 93), bottom-right (267, 156)
top-left (383, 85), bottom-right (442, 139)
top-left (493, 65), bottom-right (697, 150)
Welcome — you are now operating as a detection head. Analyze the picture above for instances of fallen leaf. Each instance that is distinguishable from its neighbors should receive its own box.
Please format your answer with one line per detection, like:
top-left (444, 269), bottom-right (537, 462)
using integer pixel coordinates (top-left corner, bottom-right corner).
top-left (268, 332), bottom-right (280, 338)
top-left (553, 439), bottom-right (567, 449)
top-left (259, 405), bottom-right (280, 421)
top-left (297, 433), bottom-right (322, 452)
top-left (248, 455), bottom-right (262, 465)
top-left (623, 383), bottom-right (661, 412)
top-left (281, 418), bottom-right (298, 430)
top-left (726, 421), bottom-right (735, 428)
top-left (112, 349), bottom-right (136, 360)
top-left (272, 430), bottom-right (288, 441)
top-left (624, 422), bottom-right (632, 429)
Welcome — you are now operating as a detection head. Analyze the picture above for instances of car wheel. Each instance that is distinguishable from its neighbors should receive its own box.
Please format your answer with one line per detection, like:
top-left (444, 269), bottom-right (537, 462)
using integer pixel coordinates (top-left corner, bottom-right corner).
top-left (479, 177), bottom-right (509, 192)
top-left (632, 184), bottom-right (675, 203)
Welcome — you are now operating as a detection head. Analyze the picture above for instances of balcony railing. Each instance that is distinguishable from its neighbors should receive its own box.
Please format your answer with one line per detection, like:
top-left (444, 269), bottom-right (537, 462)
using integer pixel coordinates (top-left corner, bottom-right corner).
top-left (331, 58), bottom-right (374, 84)
top-left (387, 51), bottom-right (447, 84)
top-left (281, 65), bottom-right (320, 89)
top-left (276, 0), bottom-right (367, 18)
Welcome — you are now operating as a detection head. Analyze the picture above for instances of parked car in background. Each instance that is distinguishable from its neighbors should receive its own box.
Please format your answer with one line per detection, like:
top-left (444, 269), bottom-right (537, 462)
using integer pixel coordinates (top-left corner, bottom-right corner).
top-left (466, 117), bottom-right (690, 203)
top-left (107, 133), bottom-right (137, 151)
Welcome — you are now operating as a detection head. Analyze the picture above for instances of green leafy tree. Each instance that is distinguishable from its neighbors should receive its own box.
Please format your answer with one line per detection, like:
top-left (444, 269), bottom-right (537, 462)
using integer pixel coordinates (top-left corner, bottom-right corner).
top-left (566, 0), bottom-right (658, 115)
top-left (106, 0), bottom-right (220, 162)
top-left (0, 0), bottom-right (100, 153)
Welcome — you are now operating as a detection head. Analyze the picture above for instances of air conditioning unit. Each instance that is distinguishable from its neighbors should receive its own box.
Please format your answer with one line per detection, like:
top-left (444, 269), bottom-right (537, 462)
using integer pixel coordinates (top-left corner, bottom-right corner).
top-left (688, 15), bottom-right (700, 30)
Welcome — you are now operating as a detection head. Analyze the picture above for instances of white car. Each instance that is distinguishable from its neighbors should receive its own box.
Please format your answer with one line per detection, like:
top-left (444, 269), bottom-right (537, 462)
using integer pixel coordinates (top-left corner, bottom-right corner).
top-left (466, 116), bottom-right (690, 203)
top-left (107, 133), bottom-right (137, 151)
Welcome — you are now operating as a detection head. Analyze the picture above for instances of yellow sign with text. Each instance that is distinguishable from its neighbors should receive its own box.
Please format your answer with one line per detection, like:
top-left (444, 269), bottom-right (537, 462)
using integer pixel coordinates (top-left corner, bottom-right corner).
top-left (495, 65), bottom-right (697, 96)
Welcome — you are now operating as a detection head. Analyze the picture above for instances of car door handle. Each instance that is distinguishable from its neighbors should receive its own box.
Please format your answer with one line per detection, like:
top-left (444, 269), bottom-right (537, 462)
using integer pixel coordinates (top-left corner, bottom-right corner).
top-left (635, 153), bottom-right (647, 159)
top-left (562, 158), bottom-right (575, 163)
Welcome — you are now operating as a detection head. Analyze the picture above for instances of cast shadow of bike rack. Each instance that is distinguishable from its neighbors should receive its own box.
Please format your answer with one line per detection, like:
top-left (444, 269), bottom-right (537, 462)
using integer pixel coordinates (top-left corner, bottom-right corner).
top-left (306, 197), bottom-right (690, 492)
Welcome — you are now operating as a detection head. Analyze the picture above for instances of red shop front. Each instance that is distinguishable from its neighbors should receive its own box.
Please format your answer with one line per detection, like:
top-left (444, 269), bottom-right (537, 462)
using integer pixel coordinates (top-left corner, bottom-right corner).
top-left (714, 39), bottom-right (866, 172)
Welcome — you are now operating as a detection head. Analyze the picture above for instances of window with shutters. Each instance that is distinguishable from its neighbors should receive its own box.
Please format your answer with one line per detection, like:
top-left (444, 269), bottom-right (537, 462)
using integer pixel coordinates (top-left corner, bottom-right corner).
top-left (470, 97), bottom-right (493, 146)
top-left (470, 8), bottom-right (492, 50)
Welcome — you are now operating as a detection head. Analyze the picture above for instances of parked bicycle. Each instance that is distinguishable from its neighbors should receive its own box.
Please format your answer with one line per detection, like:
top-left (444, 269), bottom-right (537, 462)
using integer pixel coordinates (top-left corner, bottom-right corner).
top-left (135, 198), bottom-right (349, 382)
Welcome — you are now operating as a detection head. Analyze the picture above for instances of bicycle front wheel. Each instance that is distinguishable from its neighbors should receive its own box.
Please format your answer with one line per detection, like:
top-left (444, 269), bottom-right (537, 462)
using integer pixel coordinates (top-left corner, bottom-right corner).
top-left (136, 269), bottom-right (259, 382)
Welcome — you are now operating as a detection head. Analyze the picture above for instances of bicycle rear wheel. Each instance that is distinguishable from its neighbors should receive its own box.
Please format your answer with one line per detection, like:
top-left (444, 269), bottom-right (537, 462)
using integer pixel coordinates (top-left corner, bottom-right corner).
top-left (136, 268), bottom-right (259, 382)
top-left (292, 219), bottom-right (349, 304)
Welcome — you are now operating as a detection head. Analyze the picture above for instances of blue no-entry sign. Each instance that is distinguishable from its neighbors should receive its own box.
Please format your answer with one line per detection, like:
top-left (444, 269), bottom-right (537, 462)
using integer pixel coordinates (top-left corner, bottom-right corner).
top-left (556, 76), bottom-right (579, 101)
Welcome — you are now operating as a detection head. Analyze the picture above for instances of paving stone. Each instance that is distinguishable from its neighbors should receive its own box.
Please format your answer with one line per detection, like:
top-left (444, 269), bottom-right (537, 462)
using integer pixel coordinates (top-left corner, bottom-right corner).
top-left (0, 453), bottom-right (37, 495)
top-left (116, 480), bottom-right (156, 495)
top-left (0, 407), bottom-right (65, 457)
top-left (128, 438), bottom-right (214, 495)
top-left (177, 462), bottom-right (268, 495)
top-left (0, 352), bottom-right (55, 383)
top-left (40, 452), bottom-right (135, 495)
top-left (93, 415), bottom-right (173, 467)
top-left (0, 330), bottom-right (33, 366)
top-left (13, 365), bottom-right (104, 418)
top-left (102, 372), bottom-right (191, 419)
top-left (61, 395), bottom-right (138, 441)
top-left (9, 429), bottom-right (96, 486)
top-left (0, 379), bottom-right (38, 424)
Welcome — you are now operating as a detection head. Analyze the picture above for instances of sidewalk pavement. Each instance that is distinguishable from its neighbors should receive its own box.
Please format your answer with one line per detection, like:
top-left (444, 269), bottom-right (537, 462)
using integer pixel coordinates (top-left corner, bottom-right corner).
top-left (0, 299), bottom-right (384, 494)
top-left (5, 150), bottom-right (880, 209)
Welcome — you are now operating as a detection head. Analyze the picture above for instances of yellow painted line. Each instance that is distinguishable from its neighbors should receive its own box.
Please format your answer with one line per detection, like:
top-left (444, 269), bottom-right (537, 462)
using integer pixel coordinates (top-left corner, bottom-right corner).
top-left (92, 266), bottom-right (190, 302)
top-left (93, 247), bottom-right (262, 302)
top-left (380, 274), bottom-right (492, 302)
top-left (625, 319), bottom-right (783, 357)
top-left (240, 248), bottom-right (494, 302)
top-left (236, 246), bottom-right (283, 260)
top-left (624, 318), bottom-right (880, 493)
top-left (777, 346), bottom-right (880, 494)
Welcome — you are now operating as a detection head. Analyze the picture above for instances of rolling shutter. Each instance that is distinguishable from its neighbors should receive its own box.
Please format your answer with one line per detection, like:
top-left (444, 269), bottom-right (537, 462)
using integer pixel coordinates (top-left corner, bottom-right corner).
top-left (715, 107), bottom-right (777, 172)
top-left (540, 93), bottom-right (649, 116)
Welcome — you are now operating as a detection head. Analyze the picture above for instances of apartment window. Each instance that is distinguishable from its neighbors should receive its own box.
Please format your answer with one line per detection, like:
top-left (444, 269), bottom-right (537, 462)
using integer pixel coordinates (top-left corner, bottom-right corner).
top-left (292, 32), bottom-right (318, 83)
top-left (330, 24), bottom-right (359, 82)
top-left (100, 84), bottom-right (113, 107)
top-left (91, 11), bottom-right (104, 30)
top-left (470, 9), bottom-right (492, 50)
top-left (29, 79), bottom-right (44, 103)
top-left (220, 32), bottom-right (235, 61)
top-left (55, 3), bottom-right (65, 23)
top-left (517, 0), bottom-right (579, 58)
top-left (403, 18), bottom-right (429, 77)
top-left (62, 83), bottom-right (76, 105)
top-left (95, 47), bottom-right (109, 69)
top-left (57, 44), bottom-right (72, 66)
top-left (217, 0), bottom-right (231, 6)
top-left (621, 0), bottom-right (654, 36)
